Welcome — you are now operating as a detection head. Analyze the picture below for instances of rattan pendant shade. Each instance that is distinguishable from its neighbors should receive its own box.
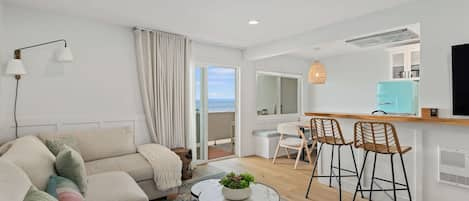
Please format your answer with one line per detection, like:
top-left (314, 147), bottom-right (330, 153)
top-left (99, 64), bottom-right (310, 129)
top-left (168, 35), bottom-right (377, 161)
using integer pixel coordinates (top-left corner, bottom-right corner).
top-left (308, 61), bottom-right (326, 84)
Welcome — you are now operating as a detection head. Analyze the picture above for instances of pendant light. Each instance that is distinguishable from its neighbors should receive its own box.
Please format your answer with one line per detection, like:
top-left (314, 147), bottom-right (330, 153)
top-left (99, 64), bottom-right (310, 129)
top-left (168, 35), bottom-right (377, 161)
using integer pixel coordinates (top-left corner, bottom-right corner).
top-left (308, 61), bottom-right (326, 84)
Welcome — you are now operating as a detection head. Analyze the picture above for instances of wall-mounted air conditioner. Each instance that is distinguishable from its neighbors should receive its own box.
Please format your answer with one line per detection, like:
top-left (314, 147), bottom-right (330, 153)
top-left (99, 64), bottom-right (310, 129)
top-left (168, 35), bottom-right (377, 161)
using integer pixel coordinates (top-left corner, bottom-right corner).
top-left (438, 146), bottom-right (469, 188)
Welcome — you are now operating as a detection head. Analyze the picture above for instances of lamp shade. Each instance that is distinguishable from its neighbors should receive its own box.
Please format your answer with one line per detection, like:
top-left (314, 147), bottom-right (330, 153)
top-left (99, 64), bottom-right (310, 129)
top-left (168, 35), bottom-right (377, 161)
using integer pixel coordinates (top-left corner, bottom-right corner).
top-left (56, 46), bottom-right (73, 62)
top-left (308, 61), bottom-right (326, 84)
top-left (6, 59), bottom-right (27, 75)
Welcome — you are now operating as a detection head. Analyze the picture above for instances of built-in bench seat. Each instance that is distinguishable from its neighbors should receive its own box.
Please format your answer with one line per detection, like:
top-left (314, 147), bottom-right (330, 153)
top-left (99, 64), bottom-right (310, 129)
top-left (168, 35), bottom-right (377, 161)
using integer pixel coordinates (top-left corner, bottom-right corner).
top-left (252, 129), bottom-right (285, 159)
top-left (253, 127), bottom-right (314, 159)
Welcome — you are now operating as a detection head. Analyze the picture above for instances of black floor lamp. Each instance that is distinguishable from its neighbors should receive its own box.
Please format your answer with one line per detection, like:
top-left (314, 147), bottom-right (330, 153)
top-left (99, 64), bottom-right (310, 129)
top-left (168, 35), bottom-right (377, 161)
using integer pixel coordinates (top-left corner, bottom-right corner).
top-left (6, 39), bottom-right (73, 138)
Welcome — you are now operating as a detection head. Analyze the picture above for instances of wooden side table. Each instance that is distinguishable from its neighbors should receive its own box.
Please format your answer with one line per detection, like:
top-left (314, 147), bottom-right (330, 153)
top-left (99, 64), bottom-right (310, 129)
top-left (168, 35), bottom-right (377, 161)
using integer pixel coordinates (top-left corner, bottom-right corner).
top-left (171, 147), bottom-right (193, 180)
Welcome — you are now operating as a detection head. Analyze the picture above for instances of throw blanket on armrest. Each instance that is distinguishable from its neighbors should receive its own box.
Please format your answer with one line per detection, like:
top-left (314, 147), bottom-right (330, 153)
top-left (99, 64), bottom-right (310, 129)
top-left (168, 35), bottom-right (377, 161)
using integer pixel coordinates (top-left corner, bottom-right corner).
top-left (137, 144), bottom-right (182, 190)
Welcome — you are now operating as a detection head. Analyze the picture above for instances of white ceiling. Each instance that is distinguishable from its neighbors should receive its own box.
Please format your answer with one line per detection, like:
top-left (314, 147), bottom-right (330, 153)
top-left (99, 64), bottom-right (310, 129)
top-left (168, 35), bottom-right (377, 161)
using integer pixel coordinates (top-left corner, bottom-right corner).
top-left (4, 0), bottom-right (413, 49)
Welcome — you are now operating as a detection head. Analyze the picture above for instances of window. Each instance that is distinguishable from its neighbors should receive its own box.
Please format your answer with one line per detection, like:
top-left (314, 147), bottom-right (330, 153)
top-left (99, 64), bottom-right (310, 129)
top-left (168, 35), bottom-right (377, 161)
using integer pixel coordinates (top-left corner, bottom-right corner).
top-left (256, 71), bottom-right (302, 116)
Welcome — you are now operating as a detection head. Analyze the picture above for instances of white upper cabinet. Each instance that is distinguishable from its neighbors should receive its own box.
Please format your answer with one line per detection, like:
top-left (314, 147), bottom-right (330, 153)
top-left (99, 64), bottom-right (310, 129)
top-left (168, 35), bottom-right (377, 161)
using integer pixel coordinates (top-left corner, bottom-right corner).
top-left (388, 44), bottom-right (420, 80)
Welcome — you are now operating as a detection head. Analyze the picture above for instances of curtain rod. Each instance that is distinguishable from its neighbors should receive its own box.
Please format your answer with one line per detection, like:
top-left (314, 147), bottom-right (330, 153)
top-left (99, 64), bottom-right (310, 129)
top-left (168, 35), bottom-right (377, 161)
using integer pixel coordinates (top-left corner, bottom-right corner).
top-left (133, 26), bottom-right (185, 37)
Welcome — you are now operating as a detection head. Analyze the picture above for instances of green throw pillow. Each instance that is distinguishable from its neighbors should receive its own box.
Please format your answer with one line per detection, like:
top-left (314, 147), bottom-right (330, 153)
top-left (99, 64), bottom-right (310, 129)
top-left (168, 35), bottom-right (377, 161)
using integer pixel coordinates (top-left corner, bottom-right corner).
top-left (45, 136), bottom-right (81, 156)
top-left (24, 186), bottom-right (58, 201)
top-left (55, 145), bottom-right (87, 195)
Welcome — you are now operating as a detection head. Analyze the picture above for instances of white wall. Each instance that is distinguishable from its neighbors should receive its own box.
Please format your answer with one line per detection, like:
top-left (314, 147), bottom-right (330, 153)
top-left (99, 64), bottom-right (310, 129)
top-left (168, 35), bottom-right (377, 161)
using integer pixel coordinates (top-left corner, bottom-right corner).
top-left (0, 6), bottom-right (310, 156)
top-left (0, 5), bottom-right (150, 144)
top-left (310, 49), bottom-right (389, 113)
top-left (419, 0), bottom-right (469, 117)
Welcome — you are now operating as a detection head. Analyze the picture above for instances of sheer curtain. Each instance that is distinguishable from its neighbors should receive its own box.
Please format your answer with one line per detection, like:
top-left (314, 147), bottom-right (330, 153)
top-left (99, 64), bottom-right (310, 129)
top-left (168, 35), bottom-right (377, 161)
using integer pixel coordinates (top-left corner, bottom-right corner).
top-left (134, 28), bottom-right (191, 148)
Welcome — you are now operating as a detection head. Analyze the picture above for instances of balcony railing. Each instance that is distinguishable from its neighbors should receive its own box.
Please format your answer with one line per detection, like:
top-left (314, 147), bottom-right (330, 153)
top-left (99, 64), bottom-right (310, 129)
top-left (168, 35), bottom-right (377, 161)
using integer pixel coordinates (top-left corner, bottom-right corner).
top-left (196, 111), bottom-right (235, 143)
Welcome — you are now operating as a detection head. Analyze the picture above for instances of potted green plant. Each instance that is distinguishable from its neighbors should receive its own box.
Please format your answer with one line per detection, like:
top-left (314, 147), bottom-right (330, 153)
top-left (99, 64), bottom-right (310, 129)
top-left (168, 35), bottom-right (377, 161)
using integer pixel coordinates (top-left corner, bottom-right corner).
top-left (219, 172), bottom-right (255, 200)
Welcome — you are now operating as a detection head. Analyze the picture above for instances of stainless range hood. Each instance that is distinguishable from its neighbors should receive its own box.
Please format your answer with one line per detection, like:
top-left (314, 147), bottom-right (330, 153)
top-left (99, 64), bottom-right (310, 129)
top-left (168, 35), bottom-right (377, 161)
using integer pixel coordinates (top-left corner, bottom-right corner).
top-left (346, 28), bottom-right (419, 48)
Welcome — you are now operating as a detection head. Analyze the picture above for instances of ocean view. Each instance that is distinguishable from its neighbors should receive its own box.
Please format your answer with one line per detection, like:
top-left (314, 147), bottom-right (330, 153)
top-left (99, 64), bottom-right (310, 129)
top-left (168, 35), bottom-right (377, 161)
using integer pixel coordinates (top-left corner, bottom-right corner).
top-left (196, 98), bottom-right (235, 112)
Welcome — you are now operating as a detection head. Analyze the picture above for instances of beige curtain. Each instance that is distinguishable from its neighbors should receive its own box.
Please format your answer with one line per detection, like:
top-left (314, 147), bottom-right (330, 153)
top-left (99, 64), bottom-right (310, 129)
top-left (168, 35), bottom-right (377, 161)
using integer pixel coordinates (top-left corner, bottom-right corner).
top-left (134, 28), bottom-right (190, 148)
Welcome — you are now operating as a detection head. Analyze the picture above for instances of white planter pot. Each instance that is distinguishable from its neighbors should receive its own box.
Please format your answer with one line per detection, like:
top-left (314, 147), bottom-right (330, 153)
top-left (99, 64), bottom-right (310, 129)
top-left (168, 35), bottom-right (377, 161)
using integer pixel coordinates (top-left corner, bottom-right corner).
top-left (222, 186), bottom-right (252, 200)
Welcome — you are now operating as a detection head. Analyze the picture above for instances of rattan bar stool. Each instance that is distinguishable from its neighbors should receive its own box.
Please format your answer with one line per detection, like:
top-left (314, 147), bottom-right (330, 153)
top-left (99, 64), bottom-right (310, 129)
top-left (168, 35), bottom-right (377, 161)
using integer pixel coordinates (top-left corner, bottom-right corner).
top-left (305, 118), bottom-right (364, 201)
top-left (352, 121), bottom-right (412, 201)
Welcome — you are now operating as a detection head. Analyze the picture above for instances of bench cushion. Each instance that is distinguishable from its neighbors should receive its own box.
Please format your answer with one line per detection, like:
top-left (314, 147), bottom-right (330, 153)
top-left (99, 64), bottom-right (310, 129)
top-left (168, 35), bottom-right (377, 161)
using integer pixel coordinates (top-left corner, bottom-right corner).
top-left (85, 153), bottom-right (153, 182)
top-left (86, 171), bottom-right (148, 201)
top-left (252, 129), bottom-right (280, 137)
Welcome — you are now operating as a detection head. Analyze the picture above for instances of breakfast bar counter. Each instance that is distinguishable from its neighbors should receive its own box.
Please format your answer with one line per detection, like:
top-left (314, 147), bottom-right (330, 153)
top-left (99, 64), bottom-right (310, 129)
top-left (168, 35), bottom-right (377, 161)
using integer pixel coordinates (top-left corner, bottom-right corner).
top-left (305, 112), bottom-right (469, 126)
top-left (303, 112), bottom-right (469, 201)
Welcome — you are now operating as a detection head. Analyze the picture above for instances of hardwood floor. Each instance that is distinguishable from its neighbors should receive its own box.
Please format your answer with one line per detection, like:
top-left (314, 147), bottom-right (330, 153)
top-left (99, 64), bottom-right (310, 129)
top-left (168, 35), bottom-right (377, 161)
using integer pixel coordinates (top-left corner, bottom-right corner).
top-left (209, 156), bottom-right (366, 201)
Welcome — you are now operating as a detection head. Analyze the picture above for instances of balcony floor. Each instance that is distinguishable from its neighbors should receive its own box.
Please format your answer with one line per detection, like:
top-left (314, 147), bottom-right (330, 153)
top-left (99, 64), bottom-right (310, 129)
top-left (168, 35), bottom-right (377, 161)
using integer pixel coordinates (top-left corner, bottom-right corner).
top-left (208, 139), bottom-right (234, 160)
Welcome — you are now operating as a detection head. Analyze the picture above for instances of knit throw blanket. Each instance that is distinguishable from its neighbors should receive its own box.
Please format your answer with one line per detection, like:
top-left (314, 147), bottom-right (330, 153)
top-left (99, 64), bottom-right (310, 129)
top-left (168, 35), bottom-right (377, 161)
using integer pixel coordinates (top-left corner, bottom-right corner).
top-left (137, 144), bottom-right (182, 190)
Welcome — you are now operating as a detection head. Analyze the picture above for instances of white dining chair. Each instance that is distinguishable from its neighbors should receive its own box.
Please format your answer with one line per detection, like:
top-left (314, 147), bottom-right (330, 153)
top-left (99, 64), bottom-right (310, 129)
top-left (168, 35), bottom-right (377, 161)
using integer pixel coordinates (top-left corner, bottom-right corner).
top-left (272, 121), bottom-right (316, 169)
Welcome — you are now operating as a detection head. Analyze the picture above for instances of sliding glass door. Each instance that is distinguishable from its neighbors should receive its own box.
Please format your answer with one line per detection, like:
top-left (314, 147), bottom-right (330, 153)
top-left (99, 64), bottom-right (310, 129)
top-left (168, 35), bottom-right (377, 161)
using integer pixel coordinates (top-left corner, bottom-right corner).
top-left (193, 65), bottom-right (237, 162)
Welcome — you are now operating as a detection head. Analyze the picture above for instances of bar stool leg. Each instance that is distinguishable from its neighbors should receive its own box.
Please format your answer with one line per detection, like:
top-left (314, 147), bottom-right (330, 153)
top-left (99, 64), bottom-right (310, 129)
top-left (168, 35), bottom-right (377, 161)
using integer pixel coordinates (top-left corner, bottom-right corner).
top-left (353, 151), bottom-right (369, 201)
top-left (350, 145), bottom-right (365, 198)
top-left (329, 145), bottom-right (335, 187)
top-left (400, 153), bottom-right (412, 201)
top-left (337, 145), bottom-right (342, 201)
top-left (369, 152), bottom-right (378, 201)
top-left (390, 154), bottom-right (397, 201)
top-left (305, 143), bottom-right (324, 198)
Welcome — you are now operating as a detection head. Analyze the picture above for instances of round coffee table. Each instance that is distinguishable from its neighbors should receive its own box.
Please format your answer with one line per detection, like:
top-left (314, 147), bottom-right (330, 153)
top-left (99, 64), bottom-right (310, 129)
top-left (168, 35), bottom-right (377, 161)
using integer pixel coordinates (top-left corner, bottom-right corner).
top-left (191, 179), bottom-right (280, 201)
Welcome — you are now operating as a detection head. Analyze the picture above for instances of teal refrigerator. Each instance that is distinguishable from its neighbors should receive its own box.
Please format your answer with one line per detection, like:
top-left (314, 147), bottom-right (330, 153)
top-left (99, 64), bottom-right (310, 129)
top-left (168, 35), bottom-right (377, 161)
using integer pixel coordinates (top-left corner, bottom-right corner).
top-left (376, 81), bottom-right (419, 115)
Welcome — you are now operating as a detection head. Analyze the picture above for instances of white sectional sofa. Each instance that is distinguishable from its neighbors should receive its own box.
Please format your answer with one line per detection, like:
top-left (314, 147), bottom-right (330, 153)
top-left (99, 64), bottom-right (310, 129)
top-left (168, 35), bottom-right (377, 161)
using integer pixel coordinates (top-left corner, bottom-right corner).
top-left (0, 127), bottom-right (180, 201)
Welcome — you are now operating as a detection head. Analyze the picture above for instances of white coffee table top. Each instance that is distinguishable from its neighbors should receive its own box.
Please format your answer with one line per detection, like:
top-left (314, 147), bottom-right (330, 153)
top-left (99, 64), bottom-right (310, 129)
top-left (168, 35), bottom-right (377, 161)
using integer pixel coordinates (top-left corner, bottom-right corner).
top-left (191, 179), bottom-right (280, 201)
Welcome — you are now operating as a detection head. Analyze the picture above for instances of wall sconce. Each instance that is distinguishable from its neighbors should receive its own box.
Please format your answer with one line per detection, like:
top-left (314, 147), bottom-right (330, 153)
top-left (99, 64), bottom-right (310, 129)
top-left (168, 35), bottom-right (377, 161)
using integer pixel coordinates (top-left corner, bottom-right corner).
top-left (5, 39), bottom-right (73, 138)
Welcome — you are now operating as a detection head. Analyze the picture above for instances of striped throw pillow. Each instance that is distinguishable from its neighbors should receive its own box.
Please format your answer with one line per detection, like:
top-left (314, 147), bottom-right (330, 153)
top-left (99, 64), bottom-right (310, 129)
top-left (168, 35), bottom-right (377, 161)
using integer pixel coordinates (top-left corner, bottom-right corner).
top-left (47, 176), bottom-right (84, 201)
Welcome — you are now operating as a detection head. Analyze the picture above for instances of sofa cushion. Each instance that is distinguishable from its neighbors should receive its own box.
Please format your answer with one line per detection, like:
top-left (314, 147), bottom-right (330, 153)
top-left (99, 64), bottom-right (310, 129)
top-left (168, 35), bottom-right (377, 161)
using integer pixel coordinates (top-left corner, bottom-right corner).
top-left (85, 153), bottom-right (153, 182)
top-left (24, 186), bottom-right (58, 201)
top-left (1, 136), bottom-right (56, 191)
top-left (55, 146), bottom-right (88, 194)
top-left (0, 159), bottom-right (32, 201)
top-left (86, 171), bottom-right (148, 201)
top-left (40, 127), bottom-right (137, 162)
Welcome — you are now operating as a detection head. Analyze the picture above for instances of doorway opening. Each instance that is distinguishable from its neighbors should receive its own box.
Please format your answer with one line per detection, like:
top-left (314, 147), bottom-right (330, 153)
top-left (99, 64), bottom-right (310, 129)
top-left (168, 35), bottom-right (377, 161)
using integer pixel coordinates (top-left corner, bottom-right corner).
top-left (194, 65), bottom-right (238, 162)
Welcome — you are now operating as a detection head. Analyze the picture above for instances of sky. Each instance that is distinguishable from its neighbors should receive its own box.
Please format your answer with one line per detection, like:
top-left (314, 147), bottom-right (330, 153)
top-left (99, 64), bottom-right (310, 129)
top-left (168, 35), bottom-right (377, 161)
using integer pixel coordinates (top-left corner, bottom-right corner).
top-left (195, 66), bottom-right (236, 100)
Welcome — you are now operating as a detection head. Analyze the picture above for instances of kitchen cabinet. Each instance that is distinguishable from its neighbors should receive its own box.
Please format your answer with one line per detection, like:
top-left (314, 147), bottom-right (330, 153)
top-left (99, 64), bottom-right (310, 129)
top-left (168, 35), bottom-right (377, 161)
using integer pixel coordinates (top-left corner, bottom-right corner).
top-left (388, 43), bottom-right (420, 80)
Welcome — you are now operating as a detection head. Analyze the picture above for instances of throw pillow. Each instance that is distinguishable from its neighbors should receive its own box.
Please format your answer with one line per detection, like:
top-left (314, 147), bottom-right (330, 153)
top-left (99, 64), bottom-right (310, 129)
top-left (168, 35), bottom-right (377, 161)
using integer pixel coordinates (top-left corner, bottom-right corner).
top-left (23, 186), bottom-right (58, 201)
top-left (46, 175), bottom-right (58, 198)
top-left (47, 176), bottom-right (84, 201)
top-left (45, 136), bottom-right (81, 156)
top-left (55, 145), bottom-right (87, 195)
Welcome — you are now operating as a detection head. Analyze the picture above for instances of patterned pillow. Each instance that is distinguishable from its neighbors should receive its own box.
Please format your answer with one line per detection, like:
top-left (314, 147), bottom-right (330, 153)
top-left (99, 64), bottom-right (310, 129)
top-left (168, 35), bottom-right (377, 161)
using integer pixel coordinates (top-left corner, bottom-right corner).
top-left (45, 136), bottom-right (81, 156)
top-left (55, 145), bottom-right (87, 194)
top-left (47, 176), bottom-right (84, 201)
top-left (24, 186), bottom-right (58, 201)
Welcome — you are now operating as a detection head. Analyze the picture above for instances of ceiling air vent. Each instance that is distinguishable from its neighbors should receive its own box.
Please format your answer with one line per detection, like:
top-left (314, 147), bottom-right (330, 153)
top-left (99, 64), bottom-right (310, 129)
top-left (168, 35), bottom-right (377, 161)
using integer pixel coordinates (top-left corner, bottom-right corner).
top-left (346, 28), bottom-right (419, 48)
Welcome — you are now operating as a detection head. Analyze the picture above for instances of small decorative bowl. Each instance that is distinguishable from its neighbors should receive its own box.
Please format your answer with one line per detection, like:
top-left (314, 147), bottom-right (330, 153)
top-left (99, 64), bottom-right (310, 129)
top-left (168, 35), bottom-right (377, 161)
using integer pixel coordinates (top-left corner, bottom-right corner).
top-left (222, 186), bottom-right (252, 200)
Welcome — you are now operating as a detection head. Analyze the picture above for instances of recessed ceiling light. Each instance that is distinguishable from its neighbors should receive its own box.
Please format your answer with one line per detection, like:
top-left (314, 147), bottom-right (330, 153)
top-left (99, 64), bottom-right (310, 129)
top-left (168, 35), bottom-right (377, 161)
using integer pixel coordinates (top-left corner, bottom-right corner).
top-left (248, 20), bottom-right (260, 25)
